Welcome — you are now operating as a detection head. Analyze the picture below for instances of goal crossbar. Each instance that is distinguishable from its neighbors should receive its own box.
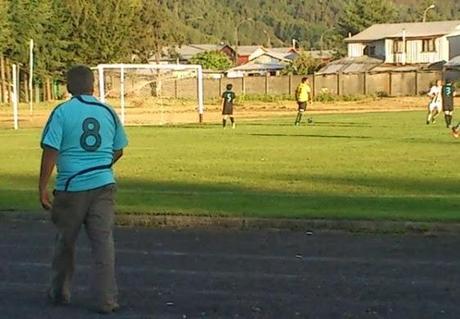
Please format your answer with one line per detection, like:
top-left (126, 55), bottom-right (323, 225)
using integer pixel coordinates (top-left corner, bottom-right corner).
top-left (94, 63), bottom-right (204, 125)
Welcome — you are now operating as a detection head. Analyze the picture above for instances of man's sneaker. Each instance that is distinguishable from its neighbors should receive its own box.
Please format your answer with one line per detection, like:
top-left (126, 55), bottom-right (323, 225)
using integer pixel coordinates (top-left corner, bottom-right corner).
top-left (452, 127), bottom-right (460, 138)
top-left (97, 302), bottom-right (120, 314)
top-left (426, 120), bottom-right (430, 125)
top-left (232, 123), bottom-right (236, 129)
top-left (47, 289), bottom-right (70, 306)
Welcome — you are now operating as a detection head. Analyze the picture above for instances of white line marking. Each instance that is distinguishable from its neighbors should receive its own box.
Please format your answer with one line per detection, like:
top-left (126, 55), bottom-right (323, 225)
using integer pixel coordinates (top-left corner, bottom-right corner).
top-left (1, 244), bottom-right (458, 267)
top-left (0, 281), bottom-right (306, 299)
top-left (6, 261), bottom-right (300, 279)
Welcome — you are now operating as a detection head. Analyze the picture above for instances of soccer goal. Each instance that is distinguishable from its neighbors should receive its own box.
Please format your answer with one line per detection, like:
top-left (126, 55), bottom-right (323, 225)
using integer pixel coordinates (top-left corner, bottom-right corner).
top-left (94, 64), bottom-right (204, 126)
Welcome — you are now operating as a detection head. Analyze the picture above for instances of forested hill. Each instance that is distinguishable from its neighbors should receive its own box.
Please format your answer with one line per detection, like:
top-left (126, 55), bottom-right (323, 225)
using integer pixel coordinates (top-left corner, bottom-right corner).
top-left (1, 0), bottom-right (459, 78)
top-left (173, 0), bottom-right (460, 48)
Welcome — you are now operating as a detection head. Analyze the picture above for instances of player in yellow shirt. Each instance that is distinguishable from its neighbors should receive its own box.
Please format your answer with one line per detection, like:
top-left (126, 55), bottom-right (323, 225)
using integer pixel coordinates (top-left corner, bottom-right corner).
top-left (294, 77), bottom-right (313, 126)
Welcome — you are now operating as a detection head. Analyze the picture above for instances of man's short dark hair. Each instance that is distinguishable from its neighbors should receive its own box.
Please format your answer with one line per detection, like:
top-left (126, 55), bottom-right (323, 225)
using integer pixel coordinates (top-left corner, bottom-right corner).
top-left (226, 83), bottom-right (233, 90)
top-left (302, 77), bottom-right (308, 82)
top-left (67, 65), bottom-right (94, 96)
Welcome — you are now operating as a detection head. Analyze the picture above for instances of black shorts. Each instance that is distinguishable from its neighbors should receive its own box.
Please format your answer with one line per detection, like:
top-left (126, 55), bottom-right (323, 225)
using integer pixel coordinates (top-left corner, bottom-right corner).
top-left (443, 102), bottom-right (454, 112)
top-left (222, 103), bottom-right (233, 115)
top-left (297, 101), bottom-right (307, 111)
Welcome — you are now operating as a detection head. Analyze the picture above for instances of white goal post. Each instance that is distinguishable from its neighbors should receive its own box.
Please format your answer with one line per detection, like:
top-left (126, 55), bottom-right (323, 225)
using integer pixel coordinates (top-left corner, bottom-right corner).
top-left (95, 63), bottom-right (204, 125)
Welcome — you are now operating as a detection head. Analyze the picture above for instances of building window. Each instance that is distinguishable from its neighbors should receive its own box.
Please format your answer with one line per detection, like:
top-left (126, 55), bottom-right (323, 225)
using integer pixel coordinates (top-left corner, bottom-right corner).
top-left (369, 46), bottom-right (376, 56)
top-left (363, 45), bottom-right (376, 56)
top-left (422, 39), bottom-right (436, 52)
top-left (393, 40), bottom-right (405, 54)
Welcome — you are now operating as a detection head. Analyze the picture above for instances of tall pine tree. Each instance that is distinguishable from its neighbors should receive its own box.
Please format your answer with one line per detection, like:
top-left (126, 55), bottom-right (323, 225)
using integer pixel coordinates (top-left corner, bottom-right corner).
top-left (338, 0), bottom-right (398, 36)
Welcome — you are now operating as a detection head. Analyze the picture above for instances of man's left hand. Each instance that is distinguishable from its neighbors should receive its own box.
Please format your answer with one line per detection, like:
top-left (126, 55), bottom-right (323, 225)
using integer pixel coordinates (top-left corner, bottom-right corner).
top-left (40, 189), bottom-right (52, 210)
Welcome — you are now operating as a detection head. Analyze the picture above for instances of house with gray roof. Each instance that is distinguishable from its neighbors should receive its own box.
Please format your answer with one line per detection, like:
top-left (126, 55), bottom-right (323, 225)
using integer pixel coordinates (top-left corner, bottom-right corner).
top-left (345, 20), bottom-right (460, 65)
top-left (158, 44), bottom-right (236, 64)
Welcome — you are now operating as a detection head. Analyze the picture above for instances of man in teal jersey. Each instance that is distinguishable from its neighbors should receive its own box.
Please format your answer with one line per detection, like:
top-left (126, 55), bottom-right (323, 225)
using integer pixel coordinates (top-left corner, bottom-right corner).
top-left (39, 65), bottom-right (128, 314)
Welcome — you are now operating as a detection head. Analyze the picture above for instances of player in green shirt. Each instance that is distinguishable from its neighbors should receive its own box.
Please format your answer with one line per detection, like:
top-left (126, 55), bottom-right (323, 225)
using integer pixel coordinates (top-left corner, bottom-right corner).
top-left (222, 84), bottom-right (236, 128)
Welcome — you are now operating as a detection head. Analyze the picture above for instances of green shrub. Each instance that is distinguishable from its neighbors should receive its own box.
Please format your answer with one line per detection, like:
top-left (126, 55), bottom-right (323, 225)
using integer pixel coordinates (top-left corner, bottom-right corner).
top-left (314, 92), bottom-right (337, 102)
top-left (376, 91), bottom-right (389, 98)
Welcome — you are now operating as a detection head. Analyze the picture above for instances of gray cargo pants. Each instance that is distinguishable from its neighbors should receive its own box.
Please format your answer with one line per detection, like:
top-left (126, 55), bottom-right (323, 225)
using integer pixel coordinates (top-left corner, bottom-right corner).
top-left (49, 184), bottom-right (118, 308)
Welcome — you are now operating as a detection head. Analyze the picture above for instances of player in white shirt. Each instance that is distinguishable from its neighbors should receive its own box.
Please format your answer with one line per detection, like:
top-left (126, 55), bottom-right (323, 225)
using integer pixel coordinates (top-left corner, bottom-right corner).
top-left (426, 80), bottom-right (443, 124)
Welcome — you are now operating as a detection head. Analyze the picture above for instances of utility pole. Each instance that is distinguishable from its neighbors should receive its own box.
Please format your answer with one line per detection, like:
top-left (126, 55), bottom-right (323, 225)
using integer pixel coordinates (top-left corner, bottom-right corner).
top-left (235, 18), bottom-right (253, 65)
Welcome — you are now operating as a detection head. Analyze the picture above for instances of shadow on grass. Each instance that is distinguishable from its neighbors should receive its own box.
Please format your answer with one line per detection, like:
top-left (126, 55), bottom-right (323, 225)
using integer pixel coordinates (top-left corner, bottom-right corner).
top-left (308, 121), bottom-right (373, 128)
top-left (1, 174), bottom-right (459, 222)
top-left (249, 133), bottom-right (371, 139)
top-left (240, 121), bottom-right (373, 128)
top-left (128, 124), bottom-right (220, 130)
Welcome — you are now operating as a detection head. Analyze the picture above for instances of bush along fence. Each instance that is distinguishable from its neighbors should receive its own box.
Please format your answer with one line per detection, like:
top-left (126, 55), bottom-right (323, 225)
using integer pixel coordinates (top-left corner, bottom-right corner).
top-left (101, 70), bottom-right (445, 101)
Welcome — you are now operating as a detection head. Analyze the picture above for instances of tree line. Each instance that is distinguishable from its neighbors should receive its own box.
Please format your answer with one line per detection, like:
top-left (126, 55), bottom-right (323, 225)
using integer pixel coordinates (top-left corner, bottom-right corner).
top-left (0, 0), bottom-right (459, 81)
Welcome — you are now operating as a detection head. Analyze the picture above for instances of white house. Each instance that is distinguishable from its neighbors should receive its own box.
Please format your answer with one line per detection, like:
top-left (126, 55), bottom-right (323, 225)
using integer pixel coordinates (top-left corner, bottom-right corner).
top-left (345, 21), bottom-right (460, 65)
top-left (226, 51), bottom-right (292, 78)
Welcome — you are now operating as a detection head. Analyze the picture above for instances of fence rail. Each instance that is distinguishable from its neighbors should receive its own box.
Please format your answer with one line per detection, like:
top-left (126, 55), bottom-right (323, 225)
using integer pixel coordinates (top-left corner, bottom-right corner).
top-left (151, 70), bottom-right (446, 100)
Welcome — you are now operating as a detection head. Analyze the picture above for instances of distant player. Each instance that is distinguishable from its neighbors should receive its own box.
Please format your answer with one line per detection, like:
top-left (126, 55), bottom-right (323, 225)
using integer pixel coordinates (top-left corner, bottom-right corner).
top-left (222, 83), bottom-right (236, 128)
top-left (442, 79), bottom-right (456, 128)
top-left (426, 80), bottom-right (442, 124)
top-left (294, 77), bottom-right (312, 126)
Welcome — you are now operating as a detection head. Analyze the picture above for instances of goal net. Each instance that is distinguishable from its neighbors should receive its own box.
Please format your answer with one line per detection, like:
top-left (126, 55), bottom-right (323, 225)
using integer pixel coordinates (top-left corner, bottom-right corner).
top-left (94, 64), bottom-right (204, 126)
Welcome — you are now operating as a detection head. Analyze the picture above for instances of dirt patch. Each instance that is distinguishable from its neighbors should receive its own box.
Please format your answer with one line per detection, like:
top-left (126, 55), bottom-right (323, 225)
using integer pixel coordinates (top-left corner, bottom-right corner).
top-left (0, 96), bottom-right (428, 129)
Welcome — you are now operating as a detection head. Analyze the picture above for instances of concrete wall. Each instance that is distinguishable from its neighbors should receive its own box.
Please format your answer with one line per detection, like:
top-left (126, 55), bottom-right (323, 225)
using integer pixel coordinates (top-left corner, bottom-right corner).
top-left (104, 71), bottom-right (446, 100)
top-left (366, 72), bottom-right (390, 95)
top-left (390, 72), bottom-right (416, 96)
top-left (341, 73), bottom-right (365, 95)
top-left (314, 74), bottom-right (338, 95)
top-left (416, 72), bottom-right (442, 94)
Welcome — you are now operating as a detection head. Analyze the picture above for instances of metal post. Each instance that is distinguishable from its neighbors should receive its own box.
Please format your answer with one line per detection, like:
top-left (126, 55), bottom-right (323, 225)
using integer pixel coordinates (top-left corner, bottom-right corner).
top-left (120, 65), bottom-right (125, 125)
top-left (389, 72), bottom-right (393, 96)
top-left (29, 39), bottom-right (34, 114)
top-left (337, 72), bottom-right (341, 96)
top-left (363, 72), bottom-right (368, 95)
top-left (12, 64), bottom-right (18, 130)
top-left (98, 65), bottom-right (105, 102)
top-left (402, 29), bottom-right (406, 66)
top-left (264, 73), bottom-right (269, 95)
top-left (312, 73), bottom-right (316, 99)
top-left (197, 66), bottom-right (204, 120)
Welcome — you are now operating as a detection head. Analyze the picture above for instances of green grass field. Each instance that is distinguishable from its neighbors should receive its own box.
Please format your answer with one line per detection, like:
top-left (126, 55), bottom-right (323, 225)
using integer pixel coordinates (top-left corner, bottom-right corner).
top-left (1, 111), bottom-right (459, 222)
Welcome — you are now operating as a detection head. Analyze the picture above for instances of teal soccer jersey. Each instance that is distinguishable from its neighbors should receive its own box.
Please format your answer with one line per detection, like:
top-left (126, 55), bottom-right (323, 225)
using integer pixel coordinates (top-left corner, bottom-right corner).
top-left (41, 95), bottom-right (128, 192)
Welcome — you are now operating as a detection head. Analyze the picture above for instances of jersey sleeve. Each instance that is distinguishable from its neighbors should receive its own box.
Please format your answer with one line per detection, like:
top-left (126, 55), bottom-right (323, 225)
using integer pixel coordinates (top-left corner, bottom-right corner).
top-left (41, 108), bottom-right (63, 151)
top-left (113, 114), bottom-right (128, 150)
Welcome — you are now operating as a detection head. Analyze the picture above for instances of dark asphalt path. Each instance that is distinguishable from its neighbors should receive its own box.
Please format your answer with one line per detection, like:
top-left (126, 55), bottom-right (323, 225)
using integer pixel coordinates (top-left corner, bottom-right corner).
top-left (0, 220), bottom-right (459, 319)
